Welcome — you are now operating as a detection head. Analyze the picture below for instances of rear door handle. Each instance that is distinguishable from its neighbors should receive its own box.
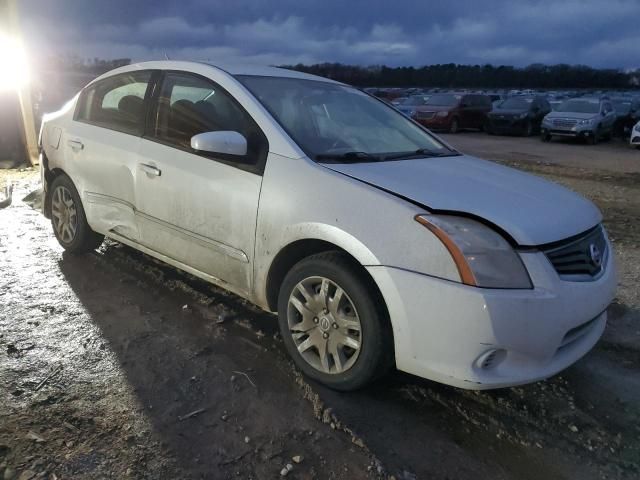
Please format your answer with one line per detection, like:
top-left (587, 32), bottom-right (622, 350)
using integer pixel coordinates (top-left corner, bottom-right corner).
top-left (139, 163), bottom-right (162, 177)
top-left (67, 140), bottom-right (84, 151)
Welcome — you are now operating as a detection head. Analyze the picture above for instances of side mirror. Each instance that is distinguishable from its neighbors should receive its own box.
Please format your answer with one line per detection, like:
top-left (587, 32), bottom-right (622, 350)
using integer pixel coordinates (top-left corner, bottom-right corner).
top-left (191, 131), bottom-right (247, 156)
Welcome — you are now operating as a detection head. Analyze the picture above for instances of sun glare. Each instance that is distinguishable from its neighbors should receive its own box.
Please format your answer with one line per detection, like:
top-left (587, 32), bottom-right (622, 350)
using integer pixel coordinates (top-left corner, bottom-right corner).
top-left (0, 33), bottom-right (30, 92)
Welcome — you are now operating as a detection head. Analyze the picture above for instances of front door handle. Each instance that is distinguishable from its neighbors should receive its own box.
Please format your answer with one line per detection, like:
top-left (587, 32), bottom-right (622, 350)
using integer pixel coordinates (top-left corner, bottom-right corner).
top-left (67, 140), bottom-right (84, 151)
top-left (139, 163), bottom-right (162, 177)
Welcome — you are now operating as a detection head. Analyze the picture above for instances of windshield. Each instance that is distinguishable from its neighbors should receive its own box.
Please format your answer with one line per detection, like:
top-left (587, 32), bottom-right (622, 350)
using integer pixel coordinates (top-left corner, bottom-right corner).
top-left (400, 95), bottom-right (428, 106)
top-left (497, 97), bottom-right (533, 109)
top-left (238, 76), bottom-right (452, 161)
top-left (425, 94), bottom-right (461, 106)
top-left (556, 99), bottom-right (600, 114)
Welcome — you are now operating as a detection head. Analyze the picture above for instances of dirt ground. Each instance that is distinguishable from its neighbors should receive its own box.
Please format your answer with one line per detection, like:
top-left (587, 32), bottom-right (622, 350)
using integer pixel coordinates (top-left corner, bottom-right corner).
top-left (1, 134), bottom-right (639, 480)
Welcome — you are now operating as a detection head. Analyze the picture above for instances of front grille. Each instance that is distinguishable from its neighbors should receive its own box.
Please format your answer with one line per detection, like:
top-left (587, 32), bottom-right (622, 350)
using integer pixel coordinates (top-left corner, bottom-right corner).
top-left (491, 118), bottom-right (512, 127)
top-left (552, 118), bottom-right (577, 128)
top-left (417, 111), bottom-right (435, 119)
top-left (543, 226), bottom-right (607, 279)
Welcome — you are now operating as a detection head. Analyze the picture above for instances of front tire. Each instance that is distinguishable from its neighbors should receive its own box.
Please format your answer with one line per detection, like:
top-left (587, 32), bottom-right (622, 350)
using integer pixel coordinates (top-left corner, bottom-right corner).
top-left (523, 121), bottom-right (533, 137)
top-left (50, 174), bottom-right (104, 253)
top-left (449, 117), bottom-right (460, 134)
top-left (277, 252), bottom-right (393, 391)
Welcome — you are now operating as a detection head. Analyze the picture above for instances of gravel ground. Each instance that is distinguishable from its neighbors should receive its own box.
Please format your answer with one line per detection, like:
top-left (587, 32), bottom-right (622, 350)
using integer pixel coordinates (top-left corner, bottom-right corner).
top-left (1, 135), bottom-right (639, 479)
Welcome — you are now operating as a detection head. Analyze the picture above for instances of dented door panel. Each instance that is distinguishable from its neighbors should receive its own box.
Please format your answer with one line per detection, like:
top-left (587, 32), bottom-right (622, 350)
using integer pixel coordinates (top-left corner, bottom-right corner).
top-left (67, 122), bottom-right (141, 241)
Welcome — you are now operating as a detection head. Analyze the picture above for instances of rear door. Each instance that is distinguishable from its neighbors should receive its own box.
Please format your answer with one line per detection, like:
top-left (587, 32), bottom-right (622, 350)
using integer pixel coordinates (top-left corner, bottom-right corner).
top-left (135, 71), bottom-right (268, 295)
top-left (69, 70), bottom-right (155, 240)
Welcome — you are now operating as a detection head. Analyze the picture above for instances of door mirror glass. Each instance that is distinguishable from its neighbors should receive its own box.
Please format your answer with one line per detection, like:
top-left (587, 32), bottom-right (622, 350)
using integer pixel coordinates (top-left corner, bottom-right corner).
top-left (191, 131), bottom-right (247, 156)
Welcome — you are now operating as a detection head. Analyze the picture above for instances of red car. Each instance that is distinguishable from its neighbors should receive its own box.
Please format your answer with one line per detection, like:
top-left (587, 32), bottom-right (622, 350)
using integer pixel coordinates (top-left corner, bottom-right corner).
top-left (411, 93), bottom-right (492, 133)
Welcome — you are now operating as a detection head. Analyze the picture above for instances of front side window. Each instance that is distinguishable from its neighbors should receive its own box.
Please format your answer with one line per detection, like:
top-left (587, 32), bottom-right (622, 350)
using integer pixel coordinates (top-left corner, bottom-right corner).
top-left (76, 71), bottom-right (152, 135)
top-left (153, 72), bottom-right (266, 167)
top-left (238, 75), bottom-right (454, 161)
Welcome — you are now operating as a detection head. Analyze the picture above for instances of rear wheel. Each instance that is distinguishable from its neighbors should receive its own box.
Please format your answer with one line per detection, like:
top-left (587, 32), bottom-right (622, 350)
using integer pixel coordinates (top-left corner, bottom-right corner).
top-left (277, 251), bottom-right (393, 391)
top-left (50, 174), bottom-right (104, 253)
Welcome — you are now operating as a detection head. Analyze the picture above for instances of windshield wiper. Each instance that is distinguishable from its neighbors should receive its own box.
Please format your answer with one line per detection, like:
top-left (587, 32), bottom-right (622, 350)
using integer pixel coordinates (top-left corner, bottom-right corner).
top-left (383, 148), bottom-right (459, 161)
top-left (315, 151), bottom-right (383, 163)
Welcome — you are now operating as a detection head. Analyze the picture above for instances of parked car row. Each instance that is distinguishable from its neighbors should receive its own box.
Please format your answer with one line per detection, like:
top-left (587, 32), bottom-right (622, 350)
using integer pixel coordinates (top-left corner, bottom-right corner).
top-left (377, 88), bottom-right (639, 146)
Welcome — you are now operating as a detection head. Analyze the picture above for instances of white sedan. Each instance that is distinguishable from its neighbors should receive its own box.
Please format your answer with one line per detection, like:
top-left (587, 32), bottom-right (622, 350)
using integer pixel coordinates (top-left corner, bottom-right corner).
top-left (39, 61), bottom-right (616, 391)
top-left (631, 120), bottom-right (640, 148)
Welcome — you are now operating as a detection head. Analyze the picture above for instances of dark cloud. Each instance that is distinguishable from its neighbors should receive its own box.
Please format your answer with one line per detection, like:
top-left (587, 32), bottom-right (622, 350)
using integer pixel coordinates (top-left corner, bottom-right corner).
top-left (17, 0), bottom-right (640, 68)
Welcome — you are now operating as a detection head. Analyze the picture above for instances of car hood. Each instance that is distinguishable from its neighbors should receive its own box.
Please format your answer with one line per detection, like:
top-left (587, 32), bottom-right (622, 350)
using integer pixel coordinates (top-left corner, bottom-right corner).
top-left (545, 111), bottom-right (599, 121)
top-left (323, 155), bottom-right (601, 246)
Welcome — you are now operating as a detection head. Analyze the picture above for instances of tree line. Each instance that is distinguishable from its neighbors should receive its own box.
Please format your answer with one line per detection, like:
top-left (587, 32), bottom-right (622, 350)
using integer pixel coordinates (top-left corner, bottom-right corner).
top-left (38, 56), bottom-right (639, 90)
top-left (282, 63), bottom-right (639, 89)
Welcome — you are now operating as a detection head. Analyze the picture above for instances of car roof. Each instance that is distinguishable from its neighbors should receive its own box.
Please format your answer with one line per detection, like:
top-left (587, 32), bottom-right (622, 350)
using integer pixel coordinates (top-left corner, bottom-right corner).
top-left (91, 60), bottom-right (342, 85)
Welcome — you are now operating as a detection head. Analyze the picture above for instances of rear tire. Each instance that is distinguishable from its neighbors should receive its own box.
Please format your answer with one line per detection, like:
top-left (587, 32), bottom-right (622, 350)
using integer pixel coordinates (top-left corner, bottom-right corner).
top-left (50, 174), bottom-right (104, 253)
top-left (277, 251), bottom-right (393, 391)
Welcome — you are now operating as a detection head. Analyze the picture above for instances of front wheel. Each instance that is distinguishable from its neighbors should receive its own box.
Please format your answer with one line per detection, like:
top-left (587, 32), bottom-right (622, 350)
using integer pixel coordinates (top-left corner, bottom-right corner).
top-left (277, 252), bottom-right (393, 391)
top-left (449, 117), bottom-right (460, 134)
top-left (50, 174), bottom-right (104, 253)
top-left (541, 132), bottom-right (552, 142)
top-left (523, 121), bottom-right (533, 137)
top-left (587, 128), bottom-right (600, 145)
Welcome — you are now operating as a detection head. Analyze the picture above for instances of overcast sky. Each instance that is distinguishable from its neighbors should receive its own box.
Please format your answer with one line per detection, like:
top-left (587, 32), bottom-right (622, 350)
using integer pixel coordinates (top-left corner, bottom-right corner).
top-left (17, 0), bottom-right (640, 69)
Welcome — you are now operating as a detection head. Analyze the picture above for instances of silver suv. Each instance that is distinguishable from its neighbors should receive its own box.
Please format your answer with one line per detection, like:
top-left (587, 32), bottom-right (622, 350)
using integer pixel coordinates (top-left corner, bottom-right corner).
top-left (541, 98), bottom-right (616, 144)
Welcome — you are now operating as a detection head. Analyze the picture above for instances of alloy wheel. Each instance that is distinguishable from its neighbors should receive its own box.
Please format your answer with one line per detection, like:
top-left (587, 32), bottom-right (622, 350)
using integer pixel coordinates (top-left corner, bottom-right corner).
top-left (287, 276), bottom-right (362, 375)
top-left (51, 185), bottom-right (78, 244)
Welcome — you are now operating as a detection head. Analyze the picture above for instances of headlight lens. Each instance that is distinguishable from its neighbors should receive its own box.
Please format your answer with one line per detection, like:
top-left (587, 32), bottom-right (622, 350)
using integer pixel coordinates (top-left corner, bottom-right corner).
top-left (415, 214), bottom-right (532, 289)
top-left (436, 111), bottom-right (449, 117)
top-left (518, 112), bottom-right (528, 119)
top-left (579, 118), bottom-right (594, 125)
top-left (634, 123), bottom-right (640, 132)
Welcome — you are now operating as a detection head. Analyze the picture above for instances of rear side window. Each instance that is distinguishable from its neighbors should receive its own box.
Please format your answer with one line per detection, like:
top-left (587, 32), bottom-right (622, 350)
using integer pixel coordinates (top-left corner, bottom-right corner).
top-left (75, 71), bottom-right (152, 135)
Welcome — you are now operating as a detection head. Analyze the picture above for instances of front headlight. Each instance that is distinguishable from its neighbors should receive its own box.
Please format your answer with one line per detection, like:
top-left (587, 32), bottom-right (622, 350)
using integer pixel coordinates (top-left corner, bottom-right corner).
top-left (518, 112), bottom-right (528, 119)
top-left (542, 116), bottom-right (552, 125)
top-left (634, 123), bottom-right (640, 132)
top-left (415, 214), bottom-right (532, 289)
top-left (436, 111), bottom-right (449, 117)
top-left (579, 118), bottom-right (594, 126)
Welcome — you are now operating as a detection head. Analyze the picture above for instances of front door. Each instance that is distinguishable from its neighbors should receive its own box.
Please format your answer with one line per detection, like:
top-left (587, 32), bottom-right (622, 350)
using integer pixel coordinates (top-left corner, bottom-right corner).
top-left (135, 71), bottom-right (268, 295)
